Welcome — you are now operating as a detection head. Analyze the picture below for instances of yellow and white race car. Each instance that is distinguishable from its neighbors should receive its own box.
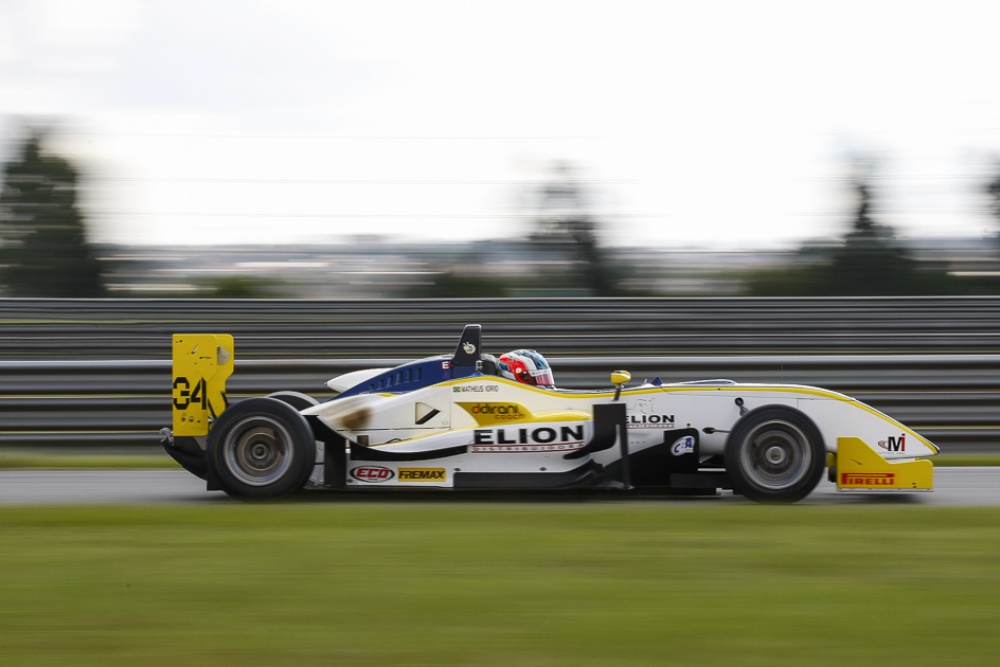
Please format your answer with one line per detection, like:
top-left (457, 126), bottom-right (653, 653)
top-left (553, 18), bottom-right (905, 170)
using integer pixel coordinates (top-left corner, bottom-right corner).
top-left (163, 325), bottom-right (937, 503)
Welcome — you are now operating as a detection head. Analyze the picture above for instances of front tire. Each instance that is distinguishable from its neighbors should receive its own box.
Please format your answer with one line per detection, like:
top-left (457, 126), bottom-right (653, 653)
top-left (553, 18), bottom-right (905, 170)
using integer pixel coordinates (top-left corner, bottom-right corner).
top-left (724, 406), bottom-right (825, 503)
top-left (208, 397), bottom-right (316, 500)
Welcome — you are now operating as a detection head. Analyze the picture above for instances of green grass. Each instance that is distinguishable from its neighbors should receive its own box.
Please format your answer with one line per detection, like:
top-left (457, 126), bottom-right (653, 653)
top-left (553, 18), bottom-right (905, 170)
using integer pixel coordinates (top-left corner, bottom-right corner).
top-left (2, 504), bottom-right (1000, 666)
top-left (0, 451), bottom-right (180, 470)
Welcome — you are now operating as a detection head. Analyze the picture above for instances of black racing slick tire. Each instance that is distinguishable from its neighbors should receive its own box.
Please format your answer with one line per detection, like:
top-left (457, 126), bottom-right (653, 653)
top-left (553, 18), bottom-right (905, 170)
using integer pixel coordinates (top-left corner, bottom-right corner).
top-left (207, 397), bottom-right (316, 500)
top-left (267, 391), bottom-right (320, 411)
top-left (724, 406), bottom-right (826, 504)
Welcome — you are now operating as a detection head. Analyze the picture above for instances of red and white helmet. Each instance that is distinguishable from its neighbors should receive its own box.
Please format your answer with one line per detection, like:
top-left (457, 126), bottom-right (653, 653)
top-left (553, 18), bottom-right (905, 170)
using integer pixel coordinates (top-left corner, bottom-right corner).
top-left (498, 349), bottom-right (555, 389)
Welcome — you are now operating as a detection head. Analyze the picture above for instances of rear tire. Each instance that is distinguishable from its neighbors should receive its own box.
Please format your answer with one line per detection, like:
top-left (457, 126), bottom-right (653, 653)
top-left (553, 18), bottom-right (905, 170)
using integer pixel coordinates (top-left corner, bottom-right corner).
top-left (267, 391), bottom-right (320, 411)
top-left (208, 397), bottom-right (316, 500)
top-left (724, 406), bottom-right (825, 503)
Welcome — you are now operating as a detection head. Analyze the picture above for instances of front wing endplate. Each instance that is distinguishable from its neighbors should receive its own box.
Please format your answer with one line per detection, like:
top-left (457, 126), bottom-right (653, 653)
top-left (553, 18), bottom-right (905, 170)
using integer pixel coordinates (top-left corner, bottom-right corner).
top-left (835, 436), bottom-right (933, 491)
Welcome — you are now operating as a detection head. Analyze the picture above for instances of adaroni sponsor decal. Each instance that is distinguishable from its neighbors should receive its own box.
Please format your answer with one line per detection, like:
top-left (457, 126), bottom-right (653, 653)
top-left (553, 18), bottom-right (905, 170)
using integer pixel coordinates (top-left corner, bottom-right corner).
top-left (840, 471), bottom-right (896, 487)
top-left (459, 402), bottom-right (527, 423)
top-left (398, 468), bottom-right (446, 482)
top-left (350, 466), bottom-right (395, 483)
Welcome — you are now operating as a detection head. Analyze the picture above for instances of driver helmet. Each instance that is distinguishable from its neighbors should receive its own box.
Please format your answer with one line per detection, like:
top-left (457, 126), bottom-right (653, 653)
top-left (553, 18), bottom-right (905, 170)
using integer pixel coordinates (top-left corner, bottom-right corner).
top-left (498, 349), bottom-right (555, 389)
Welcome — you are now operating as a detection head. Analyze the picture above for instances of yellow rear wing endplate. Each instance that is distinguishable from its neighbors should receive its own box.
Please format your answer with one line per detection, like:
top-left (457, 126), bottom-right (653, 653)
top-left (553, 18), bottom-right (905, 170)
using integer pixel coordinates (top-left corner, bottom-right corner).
top-left (835, 436), bottom-right (933, 490)
top-left (171, 334), bottom-right (234, 437)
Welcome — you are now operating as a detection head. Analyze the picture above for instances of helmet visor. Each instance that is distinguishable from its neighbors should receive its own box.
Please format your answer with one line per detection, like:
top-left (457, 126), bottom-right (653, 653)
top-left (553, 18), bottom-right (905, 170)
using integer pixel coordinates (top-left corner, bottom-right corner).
top-left (529, 369), bottom-right (555, 388)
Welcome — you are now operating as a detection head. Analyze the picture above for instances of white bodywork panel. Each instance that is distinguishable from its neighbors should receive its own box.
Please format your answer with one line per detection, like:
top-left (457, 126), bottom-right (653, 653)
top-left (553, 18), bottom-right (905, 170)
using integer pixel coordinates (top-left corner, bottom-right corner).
top-left (326, 368), bottom-right (392, 393)
top-left (300, 375), bottom-right (936, 489)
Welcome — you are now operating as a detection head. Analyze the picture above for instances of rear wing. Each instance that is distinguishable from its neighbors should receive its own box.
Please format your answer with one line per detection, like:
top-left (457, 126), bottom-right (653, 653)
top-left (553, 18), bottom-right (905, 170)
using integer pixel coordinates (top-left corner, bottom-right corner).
top-left (171, 334), bottom-right (234, 437)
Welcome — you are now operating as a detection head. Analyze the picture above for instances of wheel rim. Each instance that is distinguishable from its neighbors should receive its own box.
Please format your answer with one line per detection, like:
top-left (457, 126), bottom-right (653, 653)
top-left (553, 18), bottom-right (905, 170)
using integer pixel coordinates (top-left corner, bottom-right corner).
top-left (222, 416), bottom-right (295, 486)
top-left (739, 419), bottom-right (812, 490)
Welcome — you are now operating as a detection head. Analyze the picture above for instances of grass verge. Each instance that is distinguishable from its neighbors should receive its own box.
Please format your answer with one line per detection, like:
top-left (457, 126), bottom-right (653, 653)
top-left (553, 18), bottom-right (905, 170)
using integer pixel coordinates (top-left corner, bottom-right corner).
top-left (0, 451), bottom-right (180, 470)
top-left (1, 504), bottom-right (999, 666)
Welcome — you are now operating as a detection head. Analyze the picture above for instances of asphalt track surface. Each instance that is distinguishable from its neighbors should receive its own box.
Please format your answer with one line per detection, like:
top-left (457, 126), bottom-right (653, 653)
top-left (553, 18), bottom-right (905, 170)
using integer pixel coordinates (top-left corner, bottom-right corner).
top-left (0, 468), bottom-right (998, 506)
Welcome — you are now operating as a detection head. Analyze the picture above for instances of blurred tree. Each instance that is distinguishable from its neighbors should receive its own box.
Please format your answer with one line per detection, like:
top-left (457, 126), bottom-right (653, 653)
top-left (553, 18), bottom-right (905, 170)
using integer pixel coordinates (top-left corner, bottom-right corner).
top-left (0, 130), bottom-right (103, 297)
top-left (987, 161), bottom-right (1000, 239)
top-left (821, 169), bottom-right (918, 295)
top-left (199, 275), bottom-right (283, 298)
top-left (404, 271), bottom-right (511, 298)
top-left (972, 160), bottom-right (1000, 294)
top-left (748, 162), bottom-right (957, 296)
top-left (529, 162), bottom-right (618, 296)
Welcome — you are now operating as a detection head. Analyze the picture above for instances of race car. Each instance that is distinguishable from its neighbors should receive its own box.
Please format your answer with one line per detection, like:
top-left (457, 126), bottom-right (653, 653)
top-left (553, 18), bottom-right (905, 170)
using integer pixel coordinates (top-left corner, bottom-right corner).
top-left (162, 324), bottom-right (937, 503)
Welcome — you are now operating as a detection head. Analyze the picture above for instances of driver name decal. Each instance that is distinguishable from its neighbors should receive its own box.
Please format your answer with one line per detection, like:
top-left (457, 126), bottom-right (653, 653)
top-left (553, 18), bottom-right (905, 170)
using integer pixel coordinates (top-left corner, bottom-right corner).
top-left (472, 425), bottom-right (585, 453)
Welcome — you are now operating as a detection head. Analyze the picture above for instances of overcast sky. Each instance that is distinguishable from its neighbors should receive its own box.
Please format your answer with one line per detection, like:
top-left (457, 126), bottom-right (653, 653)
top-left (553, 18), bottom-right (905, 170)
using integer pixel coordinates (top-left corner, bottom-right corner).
top-left (2, 0), bottom-right (1000, 248)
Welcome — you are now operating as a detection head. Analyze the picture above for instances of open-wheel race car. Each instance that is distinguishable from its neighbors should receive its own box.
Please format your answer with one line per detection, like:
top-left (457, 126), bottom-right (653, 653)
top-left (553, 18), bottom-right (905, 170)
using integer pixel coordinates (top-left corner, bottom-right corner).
top-left (162, 324), bottom-right (937, 503)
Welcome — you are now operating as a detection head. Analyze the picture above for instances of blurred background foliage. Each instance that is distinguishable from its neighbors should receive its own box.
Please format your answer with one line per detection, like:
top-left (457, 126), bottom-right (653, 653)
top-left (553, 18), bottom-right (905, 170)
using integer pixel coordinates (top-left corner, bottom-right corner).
top-left (0, 129), bottom-right (104, 297)
top-left (747, 163), bottom-right (976, 296)
top-left (2, 127), bottom-right (1000, 299)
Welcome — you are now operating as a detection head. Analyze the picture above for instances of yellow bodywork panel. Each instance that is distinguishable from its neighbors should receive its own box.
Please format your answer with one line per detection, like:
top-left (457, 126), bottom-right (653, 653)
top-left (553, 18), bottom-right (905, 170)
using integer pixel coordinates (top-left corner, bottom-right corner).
top-left (171, 334), bottom-right (234, 437)
top-left (835, 436), bottom-right (933, 491)
top-left (456, 402), bottom-right (590, 427)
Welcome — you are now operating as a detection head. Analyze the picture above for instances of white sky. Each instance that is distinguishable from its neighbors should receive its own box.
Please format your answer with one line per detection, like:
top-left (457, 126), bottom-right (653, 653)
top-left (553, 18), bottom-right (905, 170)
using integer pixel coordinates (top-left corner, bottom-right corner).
top-left (2, 0), bottom-right (1000, 249)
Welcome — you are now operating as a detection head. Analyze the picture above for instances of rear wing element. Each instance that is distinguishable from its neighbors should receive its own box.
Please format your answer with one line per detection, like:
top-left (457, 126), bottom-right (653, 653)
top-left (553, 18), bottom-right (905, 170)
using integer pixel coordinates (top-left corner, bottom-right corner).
top-left (171, 334), bottom-right (234, 437)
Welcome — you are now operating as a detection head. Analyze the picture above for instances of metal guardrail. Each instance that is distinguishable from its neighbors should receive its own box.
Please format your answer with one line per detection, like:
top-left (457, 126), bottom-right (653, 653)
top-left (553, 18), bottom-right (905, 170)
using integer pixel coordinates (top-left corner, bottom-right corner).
top-left (1, 355), bottom-right (997, 454)
top-left (2, 296), bottom-right (999, 359)
top-left (1, 297), bottom-right (997, 454)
